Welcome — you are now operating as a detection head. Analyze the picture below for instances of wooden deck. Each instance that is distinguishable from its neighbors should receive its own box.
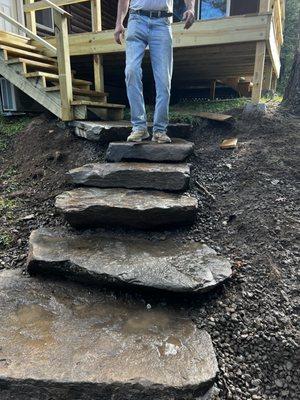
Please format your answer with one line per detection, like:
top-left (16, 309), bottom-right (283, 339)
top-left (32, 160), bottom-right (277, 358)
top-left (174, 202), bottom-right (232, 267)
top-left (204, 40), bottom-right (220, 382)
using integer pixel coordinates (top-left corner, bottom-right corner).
top-left (0, 0), bottom-right (285, 120)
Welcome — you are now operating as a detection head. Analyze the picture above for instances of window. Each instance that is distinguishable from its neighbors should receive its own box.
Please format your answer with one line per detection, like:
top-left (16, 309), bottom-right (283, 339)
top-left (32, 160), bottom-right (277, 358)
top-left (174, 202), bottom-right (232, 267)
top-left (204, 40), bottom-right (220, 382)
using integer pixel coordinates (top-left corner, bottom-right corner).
top-left (36, 8), bottom-right (54, 33)
top-left (199, 0), bottom-right (230, 20)
top-left (173, 0), bottom-right (186, 22)
top-left (0, 79), bottom-right (17, 111)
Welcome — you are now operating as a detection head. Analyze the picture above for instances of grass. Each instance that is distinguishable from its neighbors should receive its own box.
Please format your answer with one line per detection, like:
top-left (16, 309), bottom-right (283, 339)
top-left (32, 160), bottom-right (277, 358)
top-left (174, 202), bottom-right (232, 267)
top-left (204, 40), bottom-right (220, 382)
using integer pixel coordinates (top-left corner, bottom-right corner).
top-left (124, 95), bottom-right (284, 126)
top-left (0, 232), bottom-right (14, 249)
top-left (0, 115), bottom-right (30, 151)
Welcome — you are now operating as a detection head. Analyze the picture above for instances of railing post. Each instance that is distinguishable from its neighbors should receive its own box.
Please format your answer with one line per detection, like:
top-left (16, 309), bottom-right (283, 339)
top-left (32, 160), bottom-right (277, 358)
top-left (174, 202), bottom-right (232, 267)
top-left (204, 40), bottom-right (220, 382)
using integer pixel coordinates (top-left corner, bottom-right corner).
top-left (53, 9), bottom-right (73, 121)
top-left (91, 0), bottom-right (104, 92)
top-left (25, 0), bottom-right (37, 34)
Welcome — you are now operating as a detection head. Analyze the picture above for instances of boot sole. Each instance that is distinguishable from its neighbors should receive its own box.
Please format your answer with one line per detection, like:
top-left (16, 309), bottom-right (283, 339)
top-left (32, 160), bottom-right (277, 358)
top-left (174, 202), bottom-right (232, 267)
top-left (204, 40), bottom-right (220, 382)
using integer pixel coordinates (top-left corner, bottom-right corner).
top-left (127, 133), bottom-right (150, 142)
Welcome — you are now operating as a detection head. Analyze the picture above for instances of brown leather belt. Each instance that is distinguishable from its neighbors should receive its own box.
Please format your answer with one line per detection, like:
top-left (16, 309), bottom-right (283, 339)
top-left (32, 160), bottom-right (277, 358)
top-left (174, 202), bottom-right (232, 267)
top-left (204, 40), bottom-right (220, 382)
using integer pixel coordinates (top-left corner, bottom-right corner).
top-left (130, 9), bottom-right (173, 18)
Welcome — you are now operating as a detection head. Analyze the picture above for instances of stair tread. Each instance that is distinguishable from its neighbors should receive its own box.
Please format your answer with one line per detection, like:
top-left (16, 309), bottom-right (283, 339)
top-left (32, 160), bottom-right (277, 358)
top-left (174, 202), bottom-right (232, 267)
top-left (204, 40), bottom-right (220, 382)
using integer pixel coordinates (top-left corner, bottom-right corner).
top-left (106, 139), bottom-right (194, 163)
top-left (71, 100), bottom-right (125, 109)
top-left (24, 72), bottom-right (92, 86)
top-left (68, 162), bottom-right (190, 191)
top-left (6, 57), bottom-right (58, 71)
top-left (0, 268), bottom-right (218, 397)
top-left (45, 86), bottom-right (107, 97)
top-left (0, 38), bottom-right (38, 52)
top-left (0, 44), bottom-right (56, 63)
top-left (55, 187), bottom-right (197, 229)
top-left (28, 227), bottom-right (232, 294)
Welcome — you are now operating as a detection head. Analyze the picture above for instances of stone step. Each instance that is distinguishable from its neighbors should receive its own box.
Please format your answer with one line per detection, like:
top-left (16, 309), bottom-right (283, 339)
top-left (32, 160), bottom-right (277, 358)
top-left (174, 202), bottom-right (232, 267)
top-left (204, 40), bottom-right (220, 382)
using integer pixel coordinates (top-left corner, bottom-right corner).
top-left (106, 139), bottom-right (194, 163)
top-left (70, 120), bottom-right (192, 143)
top-left (0, 268), bottom-right (218, 400)
top-left (68, 162), bottom-right (190, 192)
top-left (28, 228), bottom-right (232, 294)
top-left (55, 188), bottom-right (198, 230)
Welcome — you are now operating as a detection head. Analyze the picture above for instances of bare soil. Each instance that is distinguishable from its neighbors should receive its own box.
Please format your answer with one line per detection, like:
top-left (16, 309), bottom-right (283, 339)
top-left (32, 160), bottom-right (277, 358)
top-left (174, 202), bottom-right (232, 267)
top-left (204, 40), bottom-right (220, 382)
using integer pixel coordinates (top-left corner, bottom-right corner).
top-left (0, 105), bottom-right (299, 399)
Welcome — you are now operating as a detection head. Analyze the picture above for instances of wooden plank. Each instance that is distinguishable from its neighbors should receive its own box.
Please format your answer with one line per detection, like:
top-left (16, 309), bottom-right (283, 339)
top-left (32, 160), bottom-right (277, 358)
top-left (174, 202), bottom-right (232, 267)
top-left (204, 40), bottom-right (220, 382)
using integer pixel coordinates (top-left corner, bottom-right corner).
top-left (0, 45), bottom-right (56, 63)
top-left (189, 112), bottom-right (234, 122)
top-left (44, 0), bottom-right (72, 16)
top-left (267, 20), bottom-right (281, 77)
top-left (39, 14), bottom-right (271, 57)
top-left (24, 71), bottom-right (92, 87)
top-left (91, 0), bottom-right (104, 92)
top-left (0, 11), bottom-right (56, 55)
top-left (220, 138), bottom-right (238, 149)
top-left (262, 60), bottom-right (273, 90)
top-left (25, 0), bottom-right (37, 34)
top-left (210, 80), bottom-right (216, 100)
top-left (0, 52), bottom-right (62, 118)
top-left (252, 41), bottom-right (266, 103)
top-left (24, 0), bottom-right (89, 12)
top-left (6, 57), bottom-right (58, 71)
top-left (0, 38), bottom-right (38, 52)
top-left (53, 10), bottom-right (74, 121)
top-left (71, 100), bottom-right (125, 109)
top-left (45, 86), bottom-right (107, 97)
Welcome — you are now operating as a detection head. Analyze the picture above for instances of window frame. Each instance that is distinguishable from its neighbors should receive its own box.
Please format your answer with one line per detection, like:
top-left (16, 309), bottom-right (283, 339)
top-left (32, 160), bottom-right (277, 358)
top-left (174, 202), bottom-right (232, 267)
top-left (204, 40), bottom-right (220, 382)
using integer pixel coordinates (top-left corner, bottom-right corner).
top-left (36, 8), bottom-right (54, 33)
top-left (198, 0), bottom-right (231, 20)
top-left (0, 78), bottom-right (17, 112)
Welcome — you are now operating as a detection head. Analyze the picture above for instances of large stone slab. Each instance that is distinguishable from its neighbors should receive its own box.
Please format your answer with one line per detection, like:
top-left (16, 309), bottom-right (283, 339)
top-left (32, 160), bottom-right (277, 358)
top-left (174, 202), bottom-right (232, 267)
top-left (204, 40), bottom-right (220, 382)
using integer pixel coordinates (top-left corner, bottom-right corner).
top-left (68, 162), bottom-right (190, 192)
top-left (106, 139), bottom-right (194, 163)
top-left (0, 268), bottom-right (218, 400)
top-left (28, 228), bottom-right (232, 293)
top-left (70, 120), bottom-right (192, 143)
top-left (55, 188), bottom-right (198, 229)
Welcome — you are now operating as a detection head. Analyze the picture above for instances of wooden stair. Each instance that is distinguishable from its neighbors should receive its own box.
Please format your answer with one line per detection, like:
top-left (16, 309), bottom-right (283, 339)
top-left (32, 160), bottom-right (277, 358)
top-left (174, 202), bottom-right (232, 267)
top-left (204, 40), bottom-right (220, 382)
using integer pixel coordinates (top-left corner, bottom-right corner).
top-left (0, 30), bottom-right (125, 121)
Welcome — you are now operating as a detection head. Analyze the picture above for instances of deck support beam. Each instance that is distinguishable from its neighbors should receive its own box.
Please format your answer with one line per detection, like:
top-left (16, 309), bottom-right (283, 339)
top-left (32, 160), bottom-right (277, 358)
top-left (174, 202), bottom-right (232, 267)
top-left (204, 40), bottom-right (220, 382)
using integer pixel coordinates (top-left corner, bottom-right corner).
top-left (262, 60), bottom-right (273, 91)
top-left (252, 41), bottom-right (266, 103)
top-left (53, 9), bottom-right (73, 121)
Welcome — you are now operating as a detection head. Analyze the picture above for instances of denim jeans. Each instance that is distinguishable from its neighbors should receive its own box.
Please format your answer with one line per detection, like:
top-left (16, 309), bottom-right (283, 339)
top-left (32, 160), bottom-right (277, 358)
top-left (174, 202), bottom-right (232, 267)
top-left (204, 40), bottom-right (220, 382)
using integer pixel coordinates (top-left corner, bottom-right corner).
top-left (125, 14), bottom-right (173, 133)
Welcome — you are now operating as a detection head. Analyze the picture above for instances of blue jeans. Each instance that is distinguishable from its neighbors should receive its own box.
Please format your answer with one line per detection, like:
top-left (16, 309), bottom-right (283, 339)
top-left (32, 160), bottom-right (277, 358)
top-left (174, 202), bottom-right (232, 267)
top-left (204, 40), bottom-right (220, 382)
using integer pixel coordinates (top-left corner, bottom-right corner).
top-left (125, 14), bottom-right (173, 133)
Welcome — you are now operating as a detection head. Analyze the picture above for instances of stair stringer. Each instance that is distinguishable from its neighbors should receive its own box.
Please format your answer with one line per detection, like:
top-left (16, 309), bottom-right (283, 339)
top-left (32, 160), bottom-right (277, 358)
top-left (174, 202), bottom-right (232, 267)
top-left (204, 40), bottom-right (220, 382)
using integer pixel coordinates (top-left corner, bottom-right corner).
top-left (0, 51), bottom-right (62, 119)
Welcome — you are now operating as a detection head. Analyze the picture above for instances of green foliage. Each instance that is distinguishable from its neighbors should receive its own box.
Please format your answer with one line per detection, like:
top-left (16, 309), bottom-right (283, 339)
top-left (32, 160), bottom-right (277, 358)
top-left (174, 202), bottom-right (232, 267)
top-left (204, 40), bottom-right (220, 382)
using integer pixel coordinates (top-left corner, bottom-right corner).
top-left (0, 115), bottom-right (30, 151)
top-left (0, 233), bottom-right (14, 249)
top-left (278, 0), bottom-right (300, 92)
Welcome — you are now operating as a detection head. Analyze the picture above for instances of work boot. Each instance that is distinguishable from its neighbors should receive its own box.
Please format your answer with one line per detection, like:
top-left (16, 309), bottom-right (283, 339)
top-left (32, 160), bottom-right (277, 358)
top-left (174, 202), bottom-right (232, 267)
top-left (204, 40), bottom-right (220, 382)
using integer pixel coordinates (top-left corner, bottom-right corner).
top-left (152, 131), bottom-right (172, 144)
top-left (127, 129), bottom-right (150, 142)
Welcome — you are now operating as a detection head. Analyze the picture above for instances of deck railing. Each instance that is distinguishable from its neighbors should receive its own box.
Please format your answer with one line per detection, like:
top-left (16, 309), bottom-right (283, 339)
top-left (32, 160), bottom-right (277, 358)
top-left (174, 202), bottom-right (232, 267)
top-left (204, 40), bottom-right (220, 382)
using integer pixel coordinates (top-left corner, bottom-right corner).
top-left (23, 0), bottom-right (104, 93)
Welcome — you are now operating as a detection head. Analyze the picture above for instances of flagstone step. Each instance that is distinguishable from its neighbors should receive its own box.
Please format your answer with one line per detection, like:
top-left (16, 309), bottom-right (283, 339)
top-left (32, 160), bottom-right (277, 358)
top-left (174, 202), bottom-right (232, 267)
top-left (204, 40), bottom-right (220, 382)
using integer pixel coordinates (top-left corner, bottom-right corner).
top-left (68, 162), bottom-right (191, 192)
top-left (106, 139), bottom-right (194, 163)
top-left (28, 228), bottom-right (232, 294)
top-left (0, 268), bottom-right (218, 400)
top-left (70, 120), bottom-right (192, 143)
top-left (55, 188), bottom-right (198, 229)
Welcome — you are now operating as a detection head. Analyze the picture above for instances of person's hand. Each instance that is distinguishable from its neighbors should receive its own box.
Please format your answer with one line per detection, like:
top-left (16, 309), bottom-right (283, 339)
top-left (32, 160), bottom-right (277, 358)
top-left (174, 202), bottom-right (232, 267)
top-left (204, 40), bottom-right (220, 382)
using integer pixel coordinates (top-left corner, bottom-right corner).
top-left (114, 24), bottom-right (125, 44)
top-left (183, 10), bottom-right (195, 29)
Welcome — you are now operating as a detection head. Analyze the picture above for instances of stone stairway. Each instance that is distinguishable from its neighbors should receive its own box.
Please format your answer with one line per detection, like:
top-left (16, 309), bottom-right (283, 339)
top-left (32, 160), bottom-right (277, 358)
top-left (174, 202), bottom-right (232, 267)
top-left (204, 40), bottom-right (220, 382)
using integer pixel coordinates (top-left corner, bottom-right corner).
top-left (0, 132), bottom-right (232, 399)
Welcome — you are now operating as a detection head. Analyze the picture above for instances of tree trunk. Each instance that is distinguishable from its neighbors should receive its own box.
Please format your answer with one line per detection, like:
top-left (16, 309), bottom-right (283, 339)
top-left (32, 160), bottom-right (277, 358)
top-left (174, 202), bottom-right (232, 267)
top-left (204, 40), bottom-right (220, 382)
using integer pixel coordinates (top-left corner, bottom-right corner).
top-left (283, 49), bottom-right (300, 114)
top-left (283, 14), bottom-right (300, 115)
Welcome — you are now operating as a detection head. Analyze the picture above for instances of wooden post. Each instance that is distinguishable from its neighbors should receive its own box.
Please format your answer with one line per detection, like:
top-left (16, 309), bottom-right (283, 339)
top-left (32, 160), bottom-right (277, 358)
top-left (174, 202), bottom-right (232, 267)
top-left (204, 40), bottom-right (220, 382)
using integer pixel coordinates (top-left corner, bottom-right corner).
top-left (210, 80), bottom-right (216, 100)
top-left (252, 41), bottom-right (266, 103)
top-left (252, 0), bottom-right (271, 103)
top-left (91, 0), bottom-right (104, 92)
top-left (25, 0), bottom-right (37, 34)
top-left (53, 9), bottom-right (73, 121)
top-left (262, 60), bottom-right (273, 91)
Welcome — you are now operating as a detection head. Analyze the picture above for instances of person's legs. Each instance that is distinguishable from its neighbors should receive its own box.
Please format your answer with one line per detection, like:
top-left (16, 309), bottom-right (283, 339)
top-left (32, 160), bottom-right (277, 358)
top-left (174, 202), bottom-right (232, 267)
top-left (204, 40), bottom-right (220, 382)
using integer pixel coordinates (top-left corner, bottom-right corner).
top-left (149, 17), bottom-right (173, 140)
top-left (125, 15), bottom-right (148, 138)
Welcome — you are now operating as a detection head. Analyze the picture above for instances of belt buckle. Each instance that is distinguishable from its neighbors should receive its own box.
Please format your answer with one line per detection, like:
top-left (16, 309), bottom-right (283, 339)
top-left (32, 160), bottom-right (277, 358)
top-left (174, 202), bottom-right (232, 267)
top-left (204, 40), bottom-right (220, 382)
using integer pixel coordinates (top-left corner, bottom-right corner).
top-left (157, 11), bottom-right (161, 17)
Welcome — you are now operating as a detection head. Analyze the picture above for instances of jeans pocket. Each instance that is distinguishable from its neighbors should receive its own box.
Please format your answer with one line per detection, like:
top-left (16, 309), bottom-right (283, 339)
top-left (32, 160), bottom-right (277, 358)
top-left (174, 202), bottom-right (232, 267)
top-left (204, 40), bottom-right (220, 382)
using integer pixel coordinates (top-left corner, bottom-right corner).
top-left (164, 17), bottom-right (171, 26)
